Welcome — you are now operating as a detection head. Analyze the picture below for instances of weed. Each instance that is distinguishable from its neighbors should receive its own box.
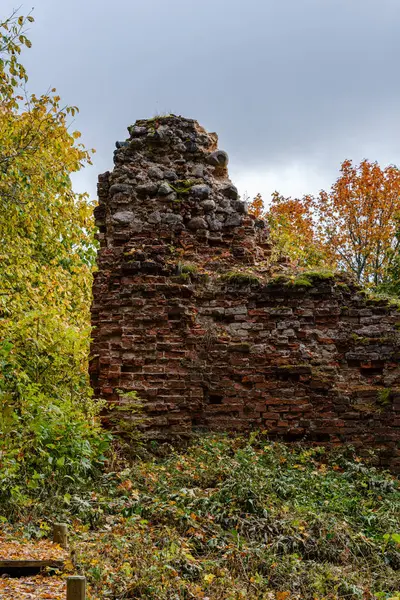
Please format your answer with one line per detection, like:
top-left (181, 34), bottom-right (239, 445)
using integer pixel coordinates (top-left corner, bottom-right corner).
top-left (169, 180), bottom-right (198, 195)
top-left (377, 388), bottom-right (392, 406)
top-left (180, 263), bottom-right (198, 274)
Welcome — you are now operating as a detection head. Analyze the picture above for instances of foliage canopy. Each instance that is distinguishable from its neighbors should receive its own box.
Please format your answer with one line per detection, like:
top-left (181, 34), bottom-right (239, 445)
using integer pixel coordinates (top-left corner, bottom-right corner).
top-left (0, 9), bottom-right (108, 516)
top-left (250, 160), bottom-right (400, 292)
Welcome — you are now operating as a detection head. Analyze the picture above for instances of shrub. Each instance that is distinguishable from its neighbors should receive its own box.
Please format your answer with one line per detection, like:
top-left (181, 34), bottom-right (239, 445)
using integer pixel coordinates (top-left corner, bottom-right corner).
top-left (0, 312), bottom-right (111, 520)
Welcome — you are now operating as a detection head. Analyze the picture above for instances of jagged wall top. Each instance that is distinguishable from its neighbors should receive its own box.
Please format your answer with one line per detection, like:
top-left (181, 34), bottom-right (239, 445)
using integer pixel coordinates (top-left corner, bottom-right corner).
top-left (94, 115), bottom-right (269, 272)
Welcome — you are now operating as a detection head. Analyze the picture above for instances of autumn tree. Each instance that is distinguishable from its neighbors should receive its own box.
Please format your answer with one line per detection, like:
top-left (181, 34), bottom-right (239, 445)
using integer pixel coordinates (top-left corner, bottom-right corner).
top-left (1, 11), bottom-right (95, 316)
top-left (0, 10), bottom-right (107, 510)
top-left (254, 160), bottom-right (400, 287)
top-left (1, 11), bottom-right (95, 323)
top-left (0, 8), bottom-right (97, 408)
top-left (248, 192), bottom-right (327, 268)
top-left (316, 159), bottom-right (400, 285)
top-left (266, 192), bottom-right (327, 267)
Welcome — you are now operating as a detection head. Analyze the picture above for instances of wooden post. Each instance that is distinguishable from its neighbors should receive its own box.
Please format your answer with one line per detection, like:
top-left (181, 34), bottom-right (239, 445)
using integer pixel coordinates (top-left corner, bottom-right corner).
top-left (53, 523), bottom-right (68, 549)
top-left (67, 576), bottom-right (86, 600)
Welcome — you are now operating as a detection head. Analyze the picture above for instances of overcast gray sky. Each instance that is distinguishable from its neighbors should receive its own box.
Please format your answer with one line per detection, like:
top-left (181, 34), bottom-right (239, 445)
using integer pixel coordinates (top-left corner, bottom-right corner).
top-left (4, 0), bottom-right (400, 203)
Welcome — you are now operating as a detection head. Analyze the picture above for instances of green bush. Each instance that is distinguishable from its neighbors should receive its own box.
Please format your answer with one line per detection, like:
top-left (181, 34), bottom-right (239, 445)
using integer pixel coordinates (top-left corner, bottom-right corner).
top-left (0, 311), bottom-right (111, 520)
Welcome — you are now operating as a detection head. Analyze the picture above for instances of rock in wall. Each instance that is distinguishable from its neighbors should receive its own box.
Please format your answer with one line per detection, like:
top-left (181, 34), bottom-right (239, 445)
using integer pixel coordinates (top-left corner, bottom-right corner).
top-left (90, 115), bottom-right (400, 471)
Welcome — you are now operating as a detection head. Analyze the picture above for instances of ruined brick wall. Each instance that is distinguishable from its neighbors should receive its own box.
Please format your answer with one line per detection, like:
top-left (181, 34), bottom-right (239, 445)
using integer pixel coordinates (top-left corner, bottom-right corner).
top-left (90, 115), bottom-right (400, 470)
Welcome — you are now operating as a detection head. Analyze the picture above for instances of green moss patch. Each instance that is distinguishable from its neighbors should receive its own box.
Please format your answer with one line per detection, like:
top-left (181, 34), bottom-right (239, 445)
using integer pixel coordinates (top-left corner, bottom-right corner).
top-left (221, 271), bottom-right (261, 286)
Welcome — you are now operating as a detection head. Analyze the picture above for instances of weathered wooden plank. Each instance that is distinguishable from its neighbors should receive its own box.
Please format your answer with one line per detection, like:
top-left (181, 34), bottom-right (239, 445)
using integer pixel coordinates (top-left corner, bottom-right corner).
top-left (0, 559), bottom-right (64, 568)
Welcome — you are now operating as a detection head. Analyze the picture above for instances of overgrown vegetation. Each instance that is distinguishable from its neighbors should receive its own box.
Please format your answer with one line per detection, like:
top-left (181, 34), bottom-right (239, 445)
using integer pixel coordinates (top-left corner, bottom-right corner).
top-left (0, 315), bottom-right (110, 521)
top-left (0, 10), bottom-right (109, 522)
top-left (3, 435), bottom-right (400, 599)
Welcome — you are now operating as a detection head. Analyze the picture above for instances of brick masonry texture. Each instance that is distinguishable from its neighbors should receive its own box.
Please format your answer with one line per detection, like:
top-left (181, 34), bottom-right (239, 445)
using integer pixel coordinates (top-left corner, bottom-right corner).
top-left (90, 115), bottom-right (400, 471)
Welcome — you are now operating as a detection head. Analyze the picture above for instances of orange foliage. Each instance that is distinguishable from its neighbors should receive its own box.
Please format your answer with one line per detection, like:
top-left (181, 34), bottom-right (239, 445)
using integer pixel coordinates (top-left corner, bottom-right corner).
top-left (316, 159), bottom-right (400, 284)
top-left (266, 192), bottom-right (326, 267)
top-left (248, 193), bottom-right (264, 218)
top-left (257, 160), bottom-right (400, 282)
top-left (269, 192), bottom-right (315, 247)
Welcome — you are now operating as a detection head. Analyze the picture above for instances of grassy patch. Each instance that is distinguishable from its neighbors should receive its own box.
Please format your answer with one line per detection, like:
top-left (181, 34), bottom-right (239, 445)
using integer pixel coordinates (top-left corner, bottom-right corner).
top-left (268, 274), bottom-right (292, 286)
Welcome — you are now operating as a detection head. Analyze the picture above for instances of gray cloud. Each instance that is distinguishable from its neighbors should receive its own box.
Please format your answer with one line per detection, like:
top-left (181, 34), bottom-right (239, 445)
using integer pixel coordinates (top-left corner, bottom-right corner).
top-left (3, 0), bottom-right (400, 200)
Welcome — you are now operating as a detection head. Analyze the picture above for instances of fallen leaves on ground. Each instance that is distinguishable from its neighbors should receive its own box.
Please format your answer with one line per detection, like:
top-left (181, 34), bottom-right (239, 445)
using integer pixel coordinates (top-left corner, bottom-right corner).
top-left (0, 575), bottom-right (65, 599)
top-left (0, 537), bottom-right (67, 562)
top-left (0, 536), bottom-right (69, 599)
